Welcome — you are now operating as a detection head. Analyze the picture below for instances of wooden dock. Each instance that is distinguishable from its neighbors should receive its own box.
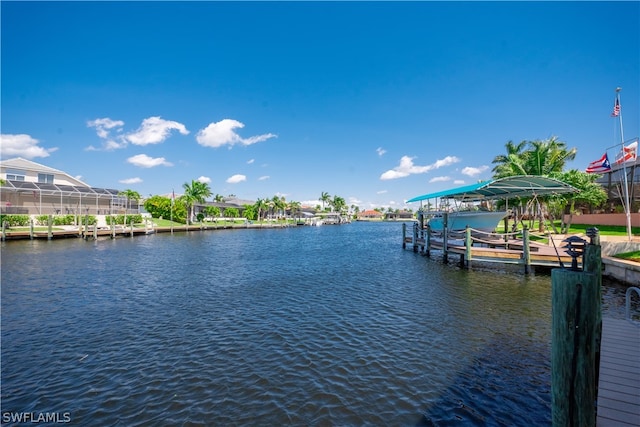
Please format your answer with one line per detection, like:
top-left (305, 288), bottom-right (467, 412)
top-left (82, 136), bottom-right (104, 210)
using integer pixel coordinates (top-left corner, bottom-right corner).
top-left (597, 317), bottom-right (640, 427)
top-left (402, 223), bottom-right (580, 272)
top-left (1, 222), bottom-right (298, 241)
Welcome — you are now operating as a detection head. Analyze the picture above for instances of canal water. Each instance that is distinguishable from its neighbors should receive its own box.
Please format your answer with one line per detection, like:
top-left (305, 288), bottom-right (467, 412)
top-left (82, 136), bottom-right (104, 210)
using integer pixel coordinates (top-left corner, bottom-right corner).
top-left (0, 222), bottom-right (629, 426)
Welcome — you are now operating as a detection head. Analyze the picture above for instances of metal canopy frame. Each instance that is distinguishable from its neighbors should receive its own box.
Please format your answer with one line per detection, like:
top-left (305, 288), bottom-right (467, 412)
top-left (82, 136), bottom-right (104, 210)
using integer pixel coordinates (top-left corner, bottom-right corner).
top-left (407, 175), bottom-right (578, 203)
top-left (1, 180), bottom-right (121, 197)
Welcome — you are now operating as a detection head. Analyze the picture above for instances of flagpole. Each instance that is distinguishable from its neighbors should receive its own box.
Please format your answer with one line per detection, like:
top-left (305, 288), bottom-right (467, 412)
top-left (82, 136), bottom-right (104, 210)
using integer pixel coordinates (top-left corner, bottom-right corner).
top-left (615, 87), bottom-right (632, 241)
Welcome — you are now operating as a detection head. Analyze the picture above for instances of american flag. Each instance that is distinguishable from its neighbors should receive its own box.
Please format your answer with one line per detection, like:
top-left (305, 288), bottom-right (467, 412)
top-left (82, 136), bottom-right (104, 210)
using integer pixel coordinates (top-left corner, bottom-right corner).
top-left (585, 153), bottom-right (611, 173)
top-left (611, 98), bottom-right (620, 117)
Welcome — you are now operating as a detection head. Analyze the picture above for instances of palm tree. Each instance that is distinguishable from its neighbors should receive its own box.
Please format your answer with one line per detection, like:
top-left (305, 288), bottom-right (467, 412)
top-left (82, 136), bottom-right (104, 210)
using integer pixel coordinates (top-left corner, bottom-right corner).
top-left (331, 195), bottom-right (346, 214)
top-left (523, 137), bottom-right (577, 176)
top-left (491, 140), bottom-right (529, 178)
top-left (492, 137), bottom-right (577, 231)
top-left (254, 198), bottom-right (268, 221)
top-left (118, 189), bottom-right (142, 225)
top-left (182, 180), bottom-right (212, 224)
top-left (288, 200), bottom-right (302, 221)
top-left (272, 195), bottom-right (286, 220)
top-left (320, 192), bottom-right (331, 211)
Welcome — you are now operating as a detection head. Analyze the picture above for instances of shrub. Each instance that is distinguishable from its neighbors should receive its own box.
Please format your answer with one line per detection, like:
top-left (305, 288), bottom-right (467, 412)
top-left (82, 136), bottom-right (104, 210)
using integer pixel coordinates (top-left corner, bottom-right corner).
top-left (0, 214), bottom-right (30, 227)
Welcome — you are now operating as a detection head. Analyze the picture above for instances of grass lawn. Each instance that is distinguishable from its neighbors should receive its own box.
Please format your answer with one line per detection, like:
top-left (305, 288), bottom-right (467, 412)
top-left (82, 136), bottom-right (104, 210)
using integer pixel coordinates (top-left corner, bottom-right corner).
top-left (613, 250), bottom-right (640, 263)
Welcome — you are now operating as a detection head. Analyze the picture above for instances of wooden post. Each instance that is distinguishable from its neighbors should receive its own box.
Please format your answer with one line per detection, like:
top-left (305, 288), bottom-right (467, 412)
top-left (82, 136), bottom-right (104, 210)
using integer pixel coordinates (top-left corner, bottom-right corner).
top-left (30, 219), bottom-right (34, 240)
top-left (111, 219), bottom-right (115, 239)
top-left (551, 268), bottom-right (598, 427)
top-left (425, 224), bottom-right (431, 257)
top-left (47, 215), bottom-right (53, 240)
top-left (402, 222), bottom-right (407, 249)
top-left (583, 228), bottom-right (602, 413)
top-left (464, 226), bottom-right (472, 269)
top-left (442, 212), bottom-right (449, 264)
top-left (93, 223), bottom-right (97, 240)
top-left (84, 214), bottom-right (89, 239)
top-left (130, 219), bottom-right (134, 237)
top-left (412, 222), bottom-right (418, 252)
top-left (522, 226), bottom-right (531, 274)
top-left (1, 220), bottom-right (6, 241)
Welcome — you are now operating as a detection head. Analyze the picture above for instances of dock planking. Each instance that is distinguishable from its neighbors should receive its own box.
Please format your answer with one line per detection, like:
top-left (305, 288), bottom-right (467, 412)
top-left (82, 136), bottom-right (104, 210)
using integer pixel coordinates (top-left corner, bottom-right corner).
top-left (597, 317), bottom-right (640, 427)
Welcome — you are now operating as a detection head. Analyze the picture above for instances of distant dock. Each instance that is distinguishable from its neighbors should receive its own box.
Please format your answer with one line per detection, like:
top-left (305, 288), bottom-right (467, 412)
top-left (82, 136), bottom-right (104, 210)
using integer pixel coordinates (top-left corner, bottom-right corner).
top-left (1, 221), bottom-right (299, 241)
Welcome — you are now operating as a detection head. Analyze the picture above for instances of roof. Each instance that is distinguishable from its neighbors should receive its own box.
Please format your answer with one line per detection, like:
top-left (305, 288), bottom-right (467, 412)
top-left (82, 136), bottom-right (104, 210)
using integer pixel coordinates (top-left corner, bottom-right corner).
top-left (406, 175), bottom-right (578, 203)
top-left (1, 180), bottom-right (121, 197)
top-left (0, 157), bottom-right (90, 187)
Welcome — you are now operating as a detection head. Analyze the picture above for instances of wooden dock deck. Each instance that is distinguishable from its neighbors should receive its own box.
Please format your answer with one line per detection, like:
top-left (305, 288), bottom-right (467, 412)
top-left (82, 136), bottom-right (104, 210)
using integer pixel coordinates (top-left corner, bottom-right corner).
top-left (597, 317), bottom-right (640, 427)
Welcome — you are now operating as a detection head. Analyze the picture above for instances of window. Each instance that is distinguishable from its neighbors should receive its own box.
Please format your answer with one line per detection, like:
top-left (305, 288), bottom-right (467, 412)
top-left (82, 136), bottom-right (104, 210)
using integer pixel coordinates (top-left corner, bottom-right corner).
top-left (6, 169), bottom-right (26, 181)
top-left (38, 173), bottom-right (54, 184)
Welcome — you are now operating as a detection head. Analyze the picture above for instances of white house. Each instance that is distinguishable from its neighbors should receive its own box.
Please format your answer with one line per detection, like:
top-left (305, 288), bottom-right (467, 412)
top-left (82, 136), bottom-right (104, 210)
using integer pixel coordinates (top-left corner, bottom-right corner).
top-left (0, 158), bottom-right (131, 216)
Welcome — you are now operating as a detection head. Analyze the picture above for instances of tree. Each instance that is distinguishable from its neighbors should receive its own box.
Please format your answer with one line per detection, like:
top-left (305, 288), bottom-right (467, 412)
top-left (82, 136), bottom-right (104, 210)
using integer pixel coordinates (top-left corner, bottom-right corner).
top-left (203, 205), bottom-right (220, 220)
top-left (118, 189), bottom-right (142, 225)
top-left (272, 195), bottom-right (286, 219)
top-left (331, 195), bottom-right (346, 214)
top-left (253, 198), bottom-right (268, 221)
top-left (547, 170), bottom-right (608, 233)
top-left (320, 192), bottom-right (331, 211)
top-left (491, 140), bottom-right (529, 178)
top-left (288, 200), bottom-right (302, 221)
top-left (492, 137), bottom-right (578, 230)
top-left (182, 180), bottom-right (212, 224)
top-left (144, 195), bottom-right (186, 223)
top-left (242, 204), bottom-right (257, 221)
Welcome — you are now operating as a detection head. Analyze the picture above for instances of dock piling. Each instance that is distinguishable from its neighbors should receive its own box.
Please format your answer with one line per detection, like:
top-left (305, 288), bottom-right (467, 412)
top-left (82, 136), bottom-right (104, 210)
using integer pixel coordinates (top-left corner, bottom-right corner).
top-left (551, 260), bottom-right (599, 426)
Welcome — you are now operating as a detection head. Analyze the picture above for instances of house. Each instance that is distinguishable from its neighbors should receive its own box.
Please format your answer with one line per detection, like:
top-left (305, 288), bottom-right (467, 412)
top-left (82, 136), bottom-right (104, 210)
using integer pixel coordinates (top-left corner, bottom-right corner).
top-left (0, 157), bottom-right (128, 216)
top-left (356, 209), bottom-right (383, 221)
top-left (384, 210), bottom-right (415, 221)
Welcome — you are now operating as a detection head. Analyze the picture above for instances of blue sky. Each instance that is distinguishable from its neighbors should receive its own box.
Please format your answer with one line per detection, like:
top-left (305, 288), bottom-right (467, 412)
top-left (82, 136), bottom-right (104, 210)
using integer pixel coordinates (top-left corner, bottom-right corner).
top-left (2, 1), bottom-right (639, 209)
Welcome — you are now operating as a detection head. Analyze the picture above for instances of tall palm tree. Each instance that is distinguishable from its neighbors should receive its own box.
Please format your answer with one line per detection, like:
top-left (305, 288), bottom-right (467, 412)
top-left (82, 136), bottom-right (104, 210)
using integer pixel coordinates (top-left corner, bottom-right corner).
top-left (254, 198), bottom-right (268, 221)
top-left (320, 192), bottom-right (331, 211)
top-left (118, 189), bottom-right (142, 225)
top-left (272, 195), bottom-right (286, 220)
top-left (182, 180), bottom-right (212, 224)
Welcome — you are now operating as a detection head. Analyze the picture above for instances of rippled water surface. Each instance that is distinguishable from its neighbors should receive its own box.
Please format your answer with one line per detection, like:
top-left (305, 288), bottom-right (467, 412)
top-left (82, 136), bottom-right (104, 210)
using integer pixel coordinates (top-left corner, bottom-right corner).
top-left (1, 222), bottom-right (627, 426)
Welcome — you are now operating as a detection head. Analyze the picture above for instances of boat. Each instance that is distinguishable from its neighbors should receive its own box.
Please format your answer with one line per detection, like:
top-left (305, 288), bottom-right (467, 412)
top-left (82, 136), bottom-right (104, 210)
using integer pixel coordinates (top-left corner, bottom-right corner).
top-left (423, 210), bottom-right (508, 233)
top-left (407, 175), bottom-right (578, 232)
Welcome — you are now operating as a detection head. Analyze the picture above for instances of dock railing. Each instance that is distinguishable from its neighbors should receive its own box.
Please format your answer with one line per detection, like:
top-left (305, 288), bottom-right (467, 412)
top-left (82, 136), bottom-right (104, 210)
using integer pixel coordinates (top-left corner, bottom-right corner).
top-left (403, 222), bottom-right (579, 273)
top-left (626, 287), bottom-right (640, 323)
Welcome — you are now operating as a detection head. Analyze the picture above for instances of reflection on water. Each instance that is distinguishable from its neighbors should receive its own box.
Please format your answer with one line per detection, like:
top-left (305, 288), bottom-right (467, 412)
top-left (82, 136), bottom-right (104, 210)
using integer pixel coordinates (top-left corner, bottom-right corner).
top-left (0, 223), bottom-right (626, 425)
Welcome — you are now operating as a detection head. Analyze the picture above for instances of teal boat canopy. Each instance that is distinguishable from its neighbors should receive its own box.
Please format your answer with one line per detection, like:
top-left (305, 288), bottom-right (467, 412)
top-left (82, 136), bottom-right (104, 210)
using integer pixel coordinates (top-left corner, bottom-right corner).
top-left (406, 175), bottom-right (578, 203)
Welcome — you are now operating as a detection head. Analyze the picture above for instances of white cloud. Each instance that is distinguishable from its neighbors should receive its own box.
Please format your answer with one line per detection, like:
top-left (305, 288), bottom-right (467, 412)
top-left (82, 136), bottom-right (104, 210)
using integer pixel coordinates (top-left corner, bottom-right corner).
top-left (126, 116), bottom-right (189, 146)
top-left (197, 176), bottom-right (211, 184)
top-left (0, 134), bottom-right (57, 159)
top-left (454, 179), bottom-right (465, 185)
top-left (119, 177), bottom-right (142, 184)
top-left (226, 174), bottom-right (247, 184)
top-left (196, 119), bottom-right (276, 148)
top-left (86, 118), bottom-right (127, 150)
top-left (126, 154), bottom-right (173, 168)
top-left (247, 159), bottom-right (255, 164)
top-left (258, 175), bottom-right (270, 181)
top-left (376, 147), bottom-right (386, 156)
top-left (87, 118), bottom-right (124, 139)
top-left (429, 176), bottom-right (451, 183)
top-left (461, 165), bottom-right (489, 177)
top-left (377, 190), bottom-right (388, 194)
top-left (380, 155), bottom-right (460, 180)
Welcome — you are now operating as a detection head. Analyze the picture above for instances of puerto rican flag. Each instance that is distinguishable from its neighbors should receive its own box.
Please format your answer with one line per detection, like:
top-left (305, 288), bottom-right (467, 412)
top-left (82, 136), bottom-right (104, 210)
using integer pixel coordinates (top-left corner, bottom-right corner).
top-left (585, 152), bottom-right (611, 173)
top-left (614, 140), bottom-right (638, 165)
